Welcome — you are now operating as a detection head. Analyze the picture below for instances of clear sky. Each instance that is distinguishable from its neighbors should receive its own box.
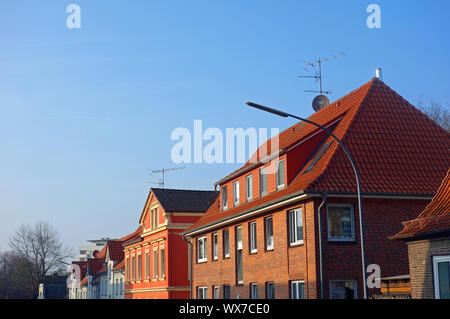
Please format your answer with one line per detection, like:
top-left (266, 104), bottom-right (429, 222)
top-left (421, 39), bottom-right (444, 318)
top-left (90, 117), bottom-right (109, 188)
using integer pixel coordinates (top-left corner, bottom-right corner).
top-left (1, 1), bottom-right (449, 255)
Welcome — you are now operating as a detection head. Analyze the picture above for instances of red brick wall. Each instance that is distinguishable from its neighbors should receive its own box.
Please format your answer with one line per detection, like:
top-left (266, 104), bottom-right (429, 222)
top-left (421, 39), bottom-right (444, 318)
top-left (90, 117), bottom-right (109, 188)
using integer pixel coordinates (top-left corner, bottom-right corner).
top-left (191, 196), bottom-right (429, 299)
top-left (406, 237), bottom-right (450, 299)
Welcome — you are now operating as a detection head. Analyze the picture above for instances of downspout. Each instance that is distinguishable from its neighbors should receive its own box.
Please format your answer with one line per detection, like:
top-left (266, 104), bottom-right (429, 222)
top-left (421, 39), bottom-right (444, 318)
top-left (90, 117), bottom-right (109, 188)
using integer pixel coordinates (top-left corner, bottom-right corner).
top-left (317, 192), bottom-right (327, 299)
top-left (182, 234), bottom-right (193, 299)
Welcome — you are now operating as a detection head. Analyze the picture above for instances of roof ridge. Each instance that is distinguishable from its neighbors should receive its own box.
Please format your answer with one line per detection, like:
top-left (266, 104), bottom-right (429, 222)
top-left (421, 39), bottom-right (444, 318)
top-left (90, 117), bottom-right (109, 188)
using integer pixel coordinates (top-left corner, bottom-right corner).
top-left (152, 188), bottom-right (216, 192)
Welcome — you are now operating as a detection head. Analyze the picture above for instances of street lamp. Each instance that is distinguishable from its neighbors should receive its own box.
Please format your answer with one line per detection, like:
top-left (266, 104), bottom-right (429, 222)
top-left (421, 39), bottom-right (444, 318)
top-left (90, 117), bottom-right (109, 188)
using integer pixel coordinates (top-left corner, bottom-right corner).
top-left (245, 101), bottom-right (368, 299)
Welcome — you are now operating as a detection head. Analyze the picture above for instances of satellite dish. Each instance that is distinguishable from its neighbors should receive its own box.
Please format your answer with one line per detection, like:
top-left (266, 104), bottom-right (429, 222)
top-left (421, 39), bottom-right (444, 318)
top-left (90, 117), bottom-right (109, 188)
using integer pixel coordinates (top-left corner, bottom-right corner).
top-left (312, 94), bottom-right (330, 112)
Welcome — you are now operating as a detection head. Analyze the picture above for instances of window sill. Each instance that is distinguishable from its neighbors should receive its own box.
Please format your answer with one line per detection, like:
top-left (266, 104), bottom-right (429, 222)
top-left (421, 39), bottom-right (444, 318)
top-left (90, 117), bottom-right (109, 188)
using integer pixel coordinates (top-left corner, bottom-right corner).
top-left (197, 259), bottom-right (208, 264)
top-left (212, 257), bottom-right (218, 261)
top-left (265, 247), bottom-right (274, 252)
top-left (224, 255), bottom-right (230, 259)
top-left (249, 250), bottom-right (257, 255)
top-left (289, 241), bottom-right (304, 247)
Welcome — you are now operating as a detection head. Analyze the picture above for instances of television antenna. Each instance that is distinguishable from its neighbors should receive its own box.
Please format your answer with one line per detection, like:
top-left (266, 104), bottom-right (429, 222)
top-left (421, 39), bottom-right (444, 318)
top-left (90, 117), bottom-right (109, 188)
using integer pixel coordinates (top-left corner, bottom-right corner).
top-left (147, 166), bottom-right (186, 189)
top-left (298, 52), bottom-right (345, 110)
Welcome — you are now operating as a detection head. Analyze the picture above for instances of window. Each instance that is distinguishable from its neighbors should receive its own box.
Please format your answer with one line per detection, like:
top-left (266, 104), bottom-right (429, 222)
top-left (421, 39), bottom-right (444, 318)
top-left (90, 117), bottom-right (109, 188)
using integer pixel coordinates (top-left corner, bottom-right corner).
top-left (120, 278), bottom-right (123, 294)
top-left (265, 217), bottom-right (274, 250)
top-left (276, 159), bottom-right (285, 189)
top-left (290, 280), bottom-right (305, 299)
top-left (330, 280), bottom-right (356, 299)
top-left (115, 279), bottom-right (118, 295)
top-left (327, 205), bottom-right (355, 241)
top-left (153, 250), bottom-right (158, 279)
top-left (160, 248), bottom-right (166, 278)
top-left (433, 256), bottom-right (450, 299)
top-left (197, 287), bottom-right (207, 299)
top-left (222, 186), bottom-right (228, 210)
top-left (250, 283), bottom-right (258, 299)
top-left (266, 282), bottom-right (275, 299)
top-left (145, 252), bottom-right (150, 279)
top-left (246, 175), bottom-right (253, 201)
top-left (151, 208), bottom-right (159, 230)
top-left (223, 285), bottom-right (230, 299)
top-left (213, 285), bottom-right (219, 299)
top-left (233, 181), bottom-right (240, 206)
top-left (212, 233), bottom-right (218, 260)
top-left (249, 221), bottom-right (257, 253)
top-left (236, 226), bottom-right (243, 284)
top-left (137, 255), bottom-right (142, 281)
top-left (289, 208), bottom-right (303, 245)
top-left (125, 257), bottom-right (129, 282)
top-left (197, 236), bottom-right (207, 263)
top-left (259, 167), bottom-right (268, 196)
top-left (304, 142), bottom-right (332, 173)
top-left (131, 256), bottom-right (136, 282)
top-left (223, 229), bottom-right (230, 258)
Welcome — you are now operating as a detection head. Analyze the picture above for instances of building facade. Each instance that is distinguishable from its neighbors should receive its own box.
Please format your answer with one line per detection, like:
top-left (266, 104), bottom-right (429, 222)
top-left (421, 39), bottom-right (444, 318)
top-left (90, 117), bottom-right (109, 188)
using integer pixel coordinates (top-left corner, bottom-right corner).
top-left (124, 188), bottom-right (217, 299)
top-left (392, 170), bottom-right (450, 299)
top-left (183, 78), bottom-right (450, 299)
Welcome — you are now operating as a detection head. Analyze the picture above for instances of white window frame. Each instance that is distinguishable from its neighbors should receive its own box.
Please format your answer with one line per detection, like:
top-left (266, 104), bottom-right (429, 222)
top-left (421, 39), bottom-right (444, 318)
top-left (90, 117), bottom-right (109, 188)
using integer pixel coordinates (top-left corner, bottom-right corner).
top-left (433, 255), bottom-right (450, 299)
top-left (213, 285), bottom-right (219, 299)
top-left (236, 226), bottom-right (243, 284)
top-left (327, 204), bottom-right (355, 242)
top-left (249, 221), bottom-right (257, 253)
top-left (290, 280), bottom-right (305, 299)
top-left (259, 167), bottom-right (268, 196)
top-left (246, 174), bottom-right (253, 201)
top-left (197, 236), bottom-right (207, 263)
top-left (212, 233), bottom-right (218, 260)
top-left (265, 216), bottom-right (274, 250)
top-left (330, 279), bottom-right (357, 299)
top-left (223, 229), bottom-right (230, 258)
top-left (289, 208), bottom-right (303, 246)
top-left (222, 186), bottom-right (228, 210)
top-left (250, 283), bottom-right (258, 299)
top-left (197, 286), bottom-right (208, 299)
top-left (276, 159), bottom-right (285, 190)
top-left (233, 181), bottom-right (240, 206)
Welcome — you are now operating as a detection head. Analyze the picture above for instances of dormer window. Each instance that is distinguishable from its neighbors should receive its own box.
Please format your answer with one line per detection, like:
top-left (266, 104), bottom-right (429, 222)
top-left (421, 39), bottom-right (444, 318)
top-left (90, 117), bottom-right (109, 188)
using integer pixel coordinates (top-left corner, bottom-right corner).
top-left (276, 159), bottom-right (285, 190)
top-left (260, 167), bottom-right (268, 196)
top-left (246, 175), bottom-right (253, 201)
top-left (222, 186), bottom-right (228, 210)
top-left (233, 181), bottom-right (240, 206)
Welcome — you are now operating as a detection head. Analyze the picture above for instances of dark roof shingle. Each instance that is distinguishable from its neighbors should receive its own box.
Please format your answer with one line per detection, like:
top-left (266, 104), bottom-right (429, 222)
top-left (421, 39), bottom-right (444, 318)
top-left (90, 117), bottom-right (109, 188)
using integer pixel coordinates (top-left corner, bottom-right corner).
top-left (152, 188), bottom-right (218, 212)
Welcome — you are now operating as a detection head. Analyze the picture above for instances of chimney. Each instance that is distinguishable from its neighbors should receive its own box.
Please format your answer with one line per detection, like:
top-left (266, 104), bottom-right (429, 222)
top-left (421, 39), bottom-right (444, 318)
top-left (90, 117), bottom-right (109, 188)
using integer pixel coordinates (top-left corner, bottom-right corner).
top-left (376, 68), bottom-right (383, 81)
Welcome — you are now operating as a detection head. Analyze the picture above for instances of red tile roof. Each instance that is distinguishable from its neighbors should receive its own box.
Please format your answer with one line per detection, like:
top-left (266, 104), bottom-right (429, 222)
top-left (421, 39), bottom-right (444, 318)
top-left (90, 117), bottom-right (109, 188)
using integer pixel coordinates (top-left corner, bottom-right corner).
top-left (185, 78), bottom-right (450, 234)
top-left (392, 170), bottom-right (450, 239)
top-left (113, 259), bottom-right (124, 271)
top-left (87, 258), bottom-right (104, 276)
top-left (106, 240), bottom-right (125, 262)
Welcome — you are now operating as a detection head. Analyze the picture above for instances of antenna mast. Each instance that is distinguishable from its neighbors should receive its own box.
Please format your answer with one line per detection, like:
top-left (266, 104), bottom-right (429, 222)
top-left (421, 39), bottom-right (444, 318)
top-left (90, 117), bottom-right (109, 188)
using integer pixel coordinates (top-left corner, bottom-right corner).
top-left (147, 166), bottom-right (186, 189)
top-left (298, 52), bottom-right (345, 95)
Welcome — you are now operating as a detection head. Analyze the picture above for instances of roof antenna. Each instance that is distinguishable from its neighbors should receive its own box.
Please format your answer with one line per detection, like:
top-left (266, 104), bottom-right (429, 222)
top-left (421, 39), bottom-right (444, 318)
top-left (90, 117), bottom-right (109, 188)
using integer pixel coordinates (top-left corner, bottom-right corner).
top-left (147, 166), bottom-right (186, 189)
top-left (298, 52), bottom-right (345, 111)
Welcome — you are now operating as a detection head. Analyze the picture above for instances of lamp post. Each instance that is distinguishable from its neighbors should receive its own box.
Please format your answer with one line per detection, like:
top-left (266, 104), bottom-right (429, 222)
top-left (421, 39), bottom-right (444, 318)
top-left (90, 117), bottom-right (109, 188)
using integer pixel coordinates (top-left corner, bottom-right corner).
top-left (245, 101), bottom-right (368, 299)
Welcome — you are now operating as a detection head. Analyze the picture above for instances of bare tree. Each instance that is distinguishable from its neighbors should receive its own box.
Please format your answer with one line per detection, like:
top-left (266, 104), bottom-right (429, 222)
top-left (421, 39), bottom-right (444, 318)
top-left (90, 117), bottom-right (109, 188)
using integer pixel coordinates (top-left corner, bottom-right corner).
top-left (8, 221), bottom-right (72, 298)
top-left (417, 95), bottom-right (450, 132)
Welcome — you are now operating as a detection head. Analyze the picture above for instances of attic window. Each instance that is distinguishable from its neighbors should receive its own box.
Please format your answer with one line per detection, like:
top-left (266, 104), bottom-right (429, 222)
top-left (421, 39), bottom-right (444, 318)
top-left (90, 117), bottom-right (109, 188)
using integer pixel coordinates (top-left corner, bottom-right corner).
top-left (303, 142), bottom-right (333, 173)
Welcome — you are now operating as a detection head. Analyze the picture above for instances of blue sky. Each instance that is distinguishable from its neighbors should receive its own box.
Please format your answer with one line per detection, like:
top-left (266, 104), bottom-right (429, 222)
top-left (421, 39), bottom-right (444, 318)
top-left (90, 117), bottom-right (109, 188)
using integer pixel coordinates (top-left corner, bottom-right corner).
top-left (1, 1), bottom-right (449, 254)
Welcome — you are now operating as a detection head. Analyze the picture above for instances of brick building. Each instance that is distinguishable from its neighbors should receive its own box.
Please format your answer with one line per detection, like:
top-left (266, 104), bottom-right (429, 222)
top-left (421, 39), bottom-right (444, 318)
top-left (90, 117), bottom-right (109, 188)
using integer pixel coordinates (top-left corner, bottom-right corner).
top-left (123, 188), bottom-right (217, 299)
top-left (392, 170), bottom-right (450, 299)
top-left (182, 78), bottom-right (450, 299)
